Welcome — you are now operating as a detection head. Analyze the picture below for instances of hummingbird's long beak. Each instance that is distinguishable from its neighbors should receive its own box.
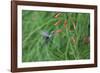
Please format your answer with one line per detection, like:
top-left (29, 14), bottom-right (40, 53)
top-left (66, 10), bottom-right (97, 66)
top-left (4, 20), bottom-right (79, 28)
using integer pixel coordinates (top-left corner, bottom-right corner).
top-left (51, 29), bottom-right (62, 35)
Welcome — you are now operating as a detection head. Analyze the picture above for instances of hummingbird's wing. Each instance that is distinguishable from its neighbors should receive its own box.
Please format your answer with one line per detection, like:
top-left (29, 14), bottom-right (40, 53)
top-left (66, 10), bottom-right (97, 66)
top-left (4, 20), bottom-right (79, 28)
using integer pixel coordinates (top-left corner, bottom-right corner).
top-left (41, 31), bottom-right (49, 37)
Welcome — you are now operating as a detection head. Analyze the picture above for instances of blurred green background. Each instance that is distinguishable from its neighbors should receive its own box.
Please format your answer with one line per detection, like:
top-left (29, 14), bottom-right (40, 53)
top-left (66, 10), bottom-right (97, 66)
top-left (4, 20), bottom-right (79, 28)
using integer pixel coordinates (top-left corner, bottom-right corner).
top-left (22, 10), bottom-right (90, 62)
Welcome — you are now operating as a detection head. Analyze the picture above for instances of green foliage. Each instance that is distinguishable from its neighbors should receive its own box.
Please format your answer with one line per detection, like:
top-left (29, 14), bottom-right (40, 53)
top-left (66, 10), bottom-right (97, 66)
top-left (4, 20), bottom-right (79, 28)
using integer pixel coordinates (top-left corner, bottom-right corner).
top-left (22, 10), bottom-right (90, 62)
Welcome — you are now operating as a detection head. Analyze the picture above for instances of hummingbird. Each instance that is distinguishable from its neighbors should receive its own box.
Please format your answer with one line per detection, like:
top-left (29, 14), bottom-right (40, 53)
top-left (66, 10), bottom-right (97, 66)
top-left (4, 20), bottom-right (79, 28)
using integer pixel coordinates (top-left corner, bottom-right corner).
top-left (40, 29), bottom-right (62, 44)
top-left (41, 31), bottom-right (54, 43)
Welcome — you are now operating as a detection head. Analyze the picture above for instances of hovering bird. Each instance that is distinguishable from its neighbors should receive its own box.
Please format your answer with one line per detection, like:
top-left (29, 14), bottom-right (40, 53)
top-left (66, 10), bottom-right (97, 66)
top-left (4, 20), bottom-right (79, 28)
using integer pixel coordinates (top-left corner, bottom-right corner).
top-left (41, 31), bottom-right (54, 43)
top-left (41, 29), bottom-right (62, 44)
